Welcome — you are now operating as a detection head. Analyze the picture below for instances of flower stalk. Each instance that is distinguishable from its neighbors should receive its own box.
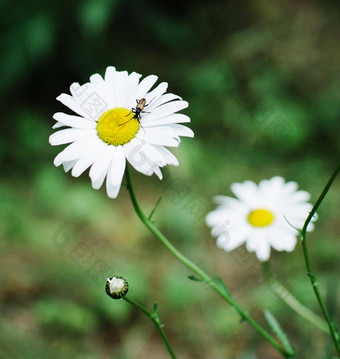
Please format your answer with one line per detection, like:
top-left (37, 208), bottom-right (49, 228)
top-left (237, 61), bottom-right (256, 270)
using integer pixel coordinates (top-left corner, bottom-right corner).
top-left (262, 261), bottom-right (328, 333)
top-left (299, 165), bottom-right (340, 356)
top-left (123, 297), bottom-right (177, 359)
top-left (125, 164), bottom-right (294, 358)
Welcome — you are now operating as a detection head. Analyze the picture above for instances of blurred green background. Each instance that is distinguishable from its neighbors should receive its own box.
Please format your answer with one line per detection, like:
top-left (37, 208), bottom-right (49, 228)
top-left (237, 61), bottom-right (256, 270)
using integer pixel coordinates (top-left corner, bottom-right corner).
top-left (1, 0), bottom-right (339, 358)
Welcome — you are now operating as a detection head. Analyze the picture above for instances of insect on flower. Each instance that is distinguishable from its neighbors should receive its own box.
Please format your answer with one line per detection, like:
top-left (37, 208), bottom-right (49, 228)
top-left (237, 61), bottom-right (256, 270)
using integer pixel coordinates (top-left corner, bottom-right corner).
top-left (120, 97), bottom-right (154, 126)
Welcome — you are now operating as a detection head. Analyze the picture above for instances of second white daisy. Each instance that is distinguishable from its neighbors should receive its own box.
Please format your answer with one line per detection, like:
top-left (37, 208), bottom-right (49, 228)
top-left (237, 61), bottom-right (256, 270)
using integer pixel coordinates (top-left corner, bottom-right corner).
top-left (49, 66), bottom-right (193, 198)
top-left (206, 176), bottom-right (316, 262)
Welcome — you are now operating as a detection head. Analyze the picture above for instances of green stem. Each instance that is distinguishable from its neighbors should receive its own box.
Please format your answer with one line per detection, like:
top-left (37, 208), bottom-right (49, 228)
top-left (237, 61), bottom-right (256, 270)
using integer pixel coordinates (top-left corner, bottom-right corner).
top-left (262, 262), bottom-right (328, 333)
top-left (125, 165), bottom-right (294, 358)
top-left (123, 297), bottom-right (177, 359)
top-left (300, 165), bottom-right (340, 356)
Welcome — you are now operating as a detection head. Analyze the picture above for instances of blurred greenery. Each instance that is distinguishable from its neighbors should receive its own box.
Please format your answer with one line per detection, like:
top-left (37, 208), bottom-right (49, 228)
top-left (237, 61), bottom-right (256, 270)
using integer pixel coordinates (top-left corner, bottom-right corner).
top-left (1, 0), bottom-right (340, 358)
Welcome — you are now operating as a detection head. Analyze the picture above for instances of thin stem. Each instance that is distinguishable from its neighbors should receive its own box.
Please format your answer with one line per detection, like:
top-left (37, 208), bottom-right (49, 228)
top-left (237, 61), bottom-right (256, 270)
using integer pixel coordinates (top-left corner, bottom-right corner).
top-left (262, 262), bottom-right (328, 333)
top-left (125, 165), bottom-right (294, 358)
top-left (123, 297), bottom-right (177, 359)
top-left (300, 165), bottom-right (340, 356)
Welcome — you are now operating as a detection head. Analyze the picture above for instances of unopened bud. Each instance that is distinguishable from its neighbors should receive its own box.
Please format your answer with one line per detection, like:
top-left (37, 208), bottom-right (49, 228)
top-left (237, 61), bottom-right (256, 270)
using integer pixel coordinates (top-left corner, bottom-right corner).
top-left (105, 276), bottom-right (129, 299)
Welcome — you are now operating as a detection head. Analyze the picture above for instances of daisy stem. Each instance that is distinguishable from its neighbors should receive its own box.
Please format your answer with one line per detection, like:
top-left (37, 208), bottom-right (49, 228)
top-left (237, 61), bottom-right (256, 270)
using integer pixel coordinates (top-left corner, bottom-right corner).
top-left (262, 261), bottom-right (329, 333)
top-left (299, 165), bottom-right (340, 356)
top-left (123, 296), bottom-right (177, 359)
top-left (125, 165), bottom-right (294, 358)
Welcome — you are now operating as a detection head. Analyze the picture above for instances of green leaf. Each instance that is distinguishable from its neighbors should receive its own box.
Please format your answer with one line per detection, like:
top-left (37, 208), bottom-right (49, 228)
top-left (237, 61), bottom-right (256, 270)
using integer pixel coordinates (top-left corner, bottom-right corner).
top-left (214, 276), bottom-right (231, 296)
top-left (148, 197), bottom-right (163, 221)
top-left (264, 310), bottom-right (294, 355)
top-left (187, 274), bottom-right (202, 282)
top-left (283, 215), bottom-right (302, 234)
top-left (153, 303), bottom-right (158, 313)
top-left (331, 318), bottom-right (340, 345)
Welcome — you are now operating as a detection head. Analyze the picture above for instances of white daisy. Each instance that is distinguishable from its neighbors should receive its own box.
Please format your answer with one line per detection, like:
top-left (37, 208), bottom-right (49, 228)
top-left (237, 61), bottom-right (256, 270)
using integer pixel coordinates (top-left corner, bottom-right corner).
top-left (206, 176), bottom-right (316, 262)
top-left (49, 66), bottom-right (193, 198)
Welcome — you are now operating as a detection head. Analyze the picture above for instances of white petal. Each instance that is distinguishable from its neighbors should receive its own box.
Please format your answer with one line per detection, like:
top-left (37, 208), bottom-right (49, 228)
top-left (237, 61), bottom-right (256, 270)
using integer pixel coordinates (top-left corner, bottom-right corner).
top-left (54, 142), bottom-right (85, 166)
top-left (231, 181), bottom-right (259, 206)
top-left (89, 73), bottom-right (105, 88)
top-left (154, 146), bottom-right (179, 166)
top-left (211, 222), bottom-right (229, 237)
top-left (70, 140), bottom-right (107, 177)
top-left (135, 75), bottom-right (159, 100)
top-left (213, 196), bottom-right (239, 208)
top-left (104, 66), bottom-right (118, 106)
top-left (286, 190), bottom-right (311, 203)
top-left (217, 226), bottom-right (248, 251)
top-left (124, 139), bottom-right (153, 175)
top-left (104, 66), bottom-right (117, 83)
top-left (146, 135), bottom-right (180, 147)
top-left (89, 73), bottom-right (112, 106)
top-left (255, 242), bottom-right (271, 262)
top-left (259, 177), bottom-right (285, 195)
top-left (245, 232), bottom-right (271, 261)
top-left (53, 112), bottom-right (97, 129)
top-left (168, 124), bottom-right (194, 138)
top-left (271, 232), bottom-right (297, 251)
top-left (148, 93), bottom-right (182, 111)
top-left (141, 155), bottom-right (162, 178)
top-left (124, 72), bottom-right (142, 107)
top-left (144, 160), bottom-right (163, 179)
top-left (144, 82), bottom-right (168, 103)
top-left (62, 160), bottom-right (78, 172)
top-left (92, 171), bottom-right (107, 190)
top-left (153, 165), bottom-right (163, 179)
top-left (143, 101), bottom-right (188, 121)
top-left (71, 155), bottom-right (97, 177)
top-left (49, 129), bottom-right (95, 146)
top-left (89, 145), bottom-right (115, 183)
top-left (206, 209), bottom-right (229, 227)
top-left (140, 143), bottom-right (167, 166)
top-left (141, 127), bottom-right (180, 147)
top-left (306, 221), bottom-right (315, 232)
top-left (57, 93), bottom-right (93, 120)
top-left (52, 122), bottom-right (65, 129)
top-left (143, 114), bottom-right (191, 127)
top-left (282, 181), bottom-right (299, 195)
top-left (112, 70), bottom-right (129, 106)
top-left (106, 146), bottom-right (126, 198)
top-left (54, 137), bottom-right (103, 167)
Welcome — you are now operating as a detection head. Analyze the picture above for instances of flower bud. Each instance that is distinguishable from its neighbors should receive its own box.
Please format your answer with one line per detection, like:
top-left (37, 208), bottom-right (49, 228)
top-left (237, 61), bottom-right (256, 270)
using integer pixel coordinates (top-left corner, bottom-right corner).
top-left (105, 276), bottom-right (129, 299)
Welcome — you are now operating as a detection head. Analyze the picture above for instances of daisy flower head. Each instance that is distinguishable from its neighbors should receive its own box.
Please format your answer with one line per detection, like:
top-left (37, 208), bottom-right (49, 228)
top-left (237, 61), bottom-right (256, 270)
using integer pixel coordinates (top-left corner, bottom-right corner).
top-left (206, 176), bottom-right (317, 262)
top-left (49, 67), bottom-right (193, 198)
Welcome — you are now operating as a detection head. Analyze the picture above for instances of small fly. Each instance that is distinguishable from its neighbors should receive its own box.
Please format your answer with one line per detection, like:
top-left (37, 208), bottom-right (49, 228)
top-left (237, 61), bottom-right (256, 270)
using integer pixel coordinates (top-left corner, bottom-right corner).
top-left (119, 97), bottom-right (154, 127)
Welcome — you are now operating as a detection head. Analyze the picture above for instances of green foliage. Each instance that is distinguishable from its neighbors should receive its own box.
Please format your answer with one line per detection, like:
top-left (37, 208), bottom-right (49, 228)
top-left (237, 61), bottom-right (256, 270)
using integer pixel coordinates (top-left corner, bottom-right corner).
top-left (264, 310), bottom-right (294, 355)
top-left (78, 0), bottom-right (120, 36)
top-left (0, 318), bottom-right (56, 359)
top-left (161, 263), bottom-right (200, 309)
top-left (33, 298), bottom-right (98, 334)
top-left (1, 0), bottom-right (340, 357)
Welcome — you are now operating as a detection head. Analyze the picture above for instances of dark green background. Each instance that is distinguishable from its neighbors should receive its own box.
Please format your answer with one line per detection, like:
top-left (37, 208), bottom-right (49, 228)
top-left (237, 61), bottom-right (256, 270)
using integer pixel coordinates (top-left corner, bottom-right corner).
top-left (1, 0), bottom-right (339, 358)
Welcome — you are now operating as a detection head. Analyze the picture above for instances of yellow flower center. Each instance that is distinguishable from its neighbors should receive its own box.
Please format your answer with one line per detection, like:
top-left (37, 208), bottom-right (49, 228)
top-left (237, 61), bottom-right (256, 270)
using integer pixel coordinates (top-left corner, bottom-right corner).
top-left (96, 108), bottom-right (139, 146)
top-left (247, 208), bottom-right (275, 227)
